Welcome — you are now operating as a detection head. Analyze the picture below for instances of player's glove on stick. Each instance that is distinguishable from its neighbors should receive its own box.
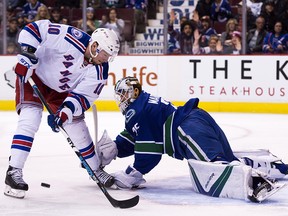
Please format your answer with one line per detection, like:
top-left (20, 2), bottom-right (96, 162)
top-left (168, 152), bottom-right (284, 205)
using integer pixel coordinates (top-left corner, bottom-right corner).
top-left (48, 107), bottom-right (73, 132)
top-left (15, 53), bottom-right (38, 83)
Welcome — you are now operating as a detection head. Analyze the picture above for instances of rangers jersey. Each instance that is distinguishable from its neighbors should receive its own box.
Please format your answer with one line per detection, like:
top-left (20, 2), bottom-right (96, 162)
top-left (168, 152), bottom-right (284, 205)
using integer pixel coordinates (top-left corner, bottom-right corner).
top-left (18, 20), bottom-right (108, 115)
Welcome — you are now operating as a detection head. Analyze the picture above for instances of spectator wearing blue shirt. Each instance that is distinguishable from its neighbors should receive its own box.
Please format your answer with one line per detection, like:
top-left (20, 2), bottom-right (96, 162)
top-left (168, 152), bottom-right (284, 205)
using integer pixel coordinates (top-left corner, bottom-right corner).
top-left (211, 0), bottom-right (233, 23)
top-left (22, 0), bottom-right (44, 23)
top-left (263, 21), bottom-right (287, 54)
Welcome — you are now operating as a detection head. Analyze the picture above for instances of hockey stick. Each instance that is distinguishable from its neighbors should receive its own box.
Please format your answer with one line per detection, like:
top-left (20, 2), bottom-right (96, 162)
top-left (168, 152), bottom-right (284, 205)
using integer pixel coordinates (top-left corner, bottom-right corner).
top-left (28, 78), bottom-right (139, 209)
top-left (92, 104), bottom-right (98, 144)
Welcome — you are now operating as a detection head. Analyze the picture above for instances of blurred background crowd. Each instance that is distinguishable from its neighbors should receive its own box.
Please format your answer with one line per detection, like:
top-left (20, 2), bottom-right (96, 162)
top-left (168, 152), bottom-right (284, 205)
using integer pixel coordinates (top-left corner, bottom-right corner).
top-left (1, 0), bottom-right (288, 55)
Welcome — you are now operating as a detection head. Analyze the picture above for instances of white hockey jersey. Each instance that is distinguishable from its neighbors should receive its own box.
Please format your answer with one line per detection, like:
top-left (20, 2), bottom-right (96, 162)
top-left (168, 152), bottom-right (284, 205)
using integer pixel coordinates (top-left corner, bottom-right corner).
top-left (18, 20), bottom-right (108, 116)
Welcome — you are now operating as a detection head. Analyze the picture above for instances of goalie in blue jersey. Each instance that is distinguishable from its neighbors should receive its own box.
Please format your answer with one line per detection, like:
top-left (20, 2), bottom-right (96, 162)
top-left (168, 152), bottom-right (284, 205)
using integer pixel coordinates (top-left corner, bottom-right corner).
top-left (96, 76), bottom-right (288, 202)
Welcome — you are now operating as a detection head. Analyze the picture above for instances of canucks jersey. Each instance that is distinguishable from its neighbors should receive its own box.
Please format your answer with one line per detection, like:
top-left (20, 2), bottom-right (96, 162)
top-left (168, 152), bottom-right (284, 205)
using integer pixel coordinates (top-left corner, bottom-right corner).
top-left (115, 93), bottom-right (236, 175)
top-left (18, 20), bottom-right (108, 115)
top-left (115, 91), bottom-right (176, 174)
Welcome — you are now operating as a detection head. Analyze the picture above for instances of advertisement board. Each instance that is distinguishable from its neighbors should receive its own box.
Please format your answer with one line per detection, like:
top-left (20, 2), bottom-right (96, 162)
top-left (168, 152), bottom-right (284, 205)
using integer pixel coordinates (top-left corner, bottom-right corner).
top-left (1, 55), bottom-right (288, 113)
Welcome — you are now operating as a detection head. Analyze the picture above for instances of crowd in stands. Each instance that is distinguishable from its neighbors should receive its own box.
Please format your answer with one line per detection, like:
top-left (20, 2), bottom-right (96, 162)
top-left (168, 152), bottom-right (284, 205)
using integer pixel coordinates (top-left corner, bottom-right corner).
top-left (4, 0), bottom-right (151, 54)
top-left (168, 0), bottom-right (288, 55)
top-left (3, 0), bottom-right (288, 55)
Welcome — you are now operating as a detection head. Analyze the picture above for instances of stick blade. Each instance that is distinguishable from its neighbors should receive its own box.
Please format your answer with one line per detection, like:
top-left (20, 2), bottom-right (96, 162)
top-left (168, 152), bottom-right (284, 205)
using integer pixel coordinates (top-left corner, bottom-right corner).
top-left (108, 195), bottom-right (140, 209)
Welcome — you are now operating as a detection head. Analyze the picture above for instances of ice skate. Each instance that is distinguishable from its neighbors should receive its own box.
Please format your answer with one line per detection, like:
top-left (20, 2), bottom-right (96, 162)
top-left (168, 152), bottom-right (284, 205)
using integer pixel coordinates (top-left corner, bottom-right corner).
top-left (94, 169), bottom-right (115, 188)
top-left (249, 177), bottom-right (287, 202)
top-left (4, 166), bottom-right (29, 199)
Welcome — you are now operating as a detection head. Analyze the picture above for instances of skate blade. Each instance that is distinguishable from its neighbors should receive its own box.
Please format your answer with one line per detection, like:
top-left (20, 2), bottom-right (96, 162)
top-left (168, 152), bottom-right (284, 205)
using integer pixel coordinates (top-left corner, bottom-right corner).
top-left (4, 185), bottom-right (26, 199)
top-left (255, 183), bottom-right (287, 202)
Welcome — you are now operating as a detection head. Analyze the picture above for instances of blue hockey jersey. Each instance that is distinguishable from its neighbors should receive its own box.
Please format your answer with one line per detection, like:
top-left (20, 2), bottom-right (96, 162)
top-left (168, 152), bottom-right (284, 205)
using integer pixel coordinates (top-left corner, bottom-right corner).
top-left (115, 91), bottom-right (200, 174)
top-left (115, 91), bottom-right (237, 175)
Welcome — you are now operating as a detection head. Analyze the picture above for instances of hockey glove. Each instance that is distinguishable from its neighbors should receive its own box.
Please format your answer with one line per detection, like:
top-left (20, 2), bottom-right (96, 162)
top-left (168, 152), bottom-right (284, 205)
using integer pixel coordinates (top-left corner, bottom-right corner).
top-left (15, 53), bottom-right (38, 83)
top-left (47, 107), bottom-right (73, 132)
top-left (111, 165), bottom-right (146, 189)
top-left (96, 130), bottom-right (118, 167)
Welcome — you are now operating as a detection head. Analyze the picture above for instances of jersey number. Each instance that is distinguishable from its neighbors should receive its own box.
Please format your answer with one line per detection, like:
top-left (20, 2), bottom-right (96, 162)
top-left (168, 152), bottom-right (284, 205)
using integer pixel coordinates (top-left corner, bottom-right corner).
top-left (48, 24), bottom-right (61, 35)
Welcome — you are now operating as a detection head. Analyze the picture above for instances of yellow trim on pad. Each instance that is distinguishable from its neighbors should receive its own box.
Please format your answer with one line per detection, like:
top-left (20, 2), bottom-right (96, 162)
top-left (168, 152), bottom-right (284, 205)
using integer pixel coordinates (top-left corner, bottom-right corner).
top-left (1, 100), bottom-right (288, 114)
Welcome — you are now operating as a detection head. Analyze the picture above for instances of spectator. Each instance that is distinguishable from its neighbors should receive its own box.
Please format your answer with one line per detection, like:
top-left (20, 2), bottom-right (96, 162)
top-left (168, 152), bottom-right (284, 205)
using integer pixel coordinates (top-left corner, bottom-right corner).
top-left (7, 7), bottom-right (18, 22)
top-left (246, 15), bottom-right (267, 54)
top-left (101, 0), bottom-right (126, 8)
top-left (126, 0), bottom-right (147, 33)
top-left (211, 0), bottom-right (233, 23)
top-left (262, 21), bottom-right (287, 54)
top-left (49, 7), bottom-right (62, 24)
top-left (34, 5), bottom-right (50, 21)
top-left (198, 15), bottom-right (217, 47)
top-left (219, 18), bottom-right (238, 49)
top-left (193, 34), bottom-right (223, 55)
top-left (167, 35), bottom-right (180, 54)
top-left (22, 0), bottom-right (45, 23)
top-left (99, 8), bottom-right (125, 42)
top-left (16, 12), bottom-right (26, 29)
top-left (7, 42), bottom-right (19, 54)
top-left (77, 7), bottom-right (101, 35)
top-left (7, 18), bottom-right (20, 45)
top-left (195, 0), bottom-right (214, 18)
top-left (222, 30), bottom-right (242, 54)
top-left (167, 10), bottom-right (188, 54)
top-left (168, 20), bottom-right (198, 54)
top-left (260, 1), bottom-right (277, 32)
top-left (235, 2), bottom-right (257, 31)
top-left (61, 17), bottom-right (70, 25)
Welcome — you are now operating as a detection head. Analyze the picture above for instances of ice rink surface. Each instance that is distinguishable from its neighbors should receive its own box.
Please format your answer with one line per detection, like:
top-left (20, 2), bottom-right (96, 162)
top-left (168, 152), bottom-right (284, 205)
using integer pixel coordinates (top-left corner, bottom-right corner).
top-left (1, 111), bottom-right (288, 216)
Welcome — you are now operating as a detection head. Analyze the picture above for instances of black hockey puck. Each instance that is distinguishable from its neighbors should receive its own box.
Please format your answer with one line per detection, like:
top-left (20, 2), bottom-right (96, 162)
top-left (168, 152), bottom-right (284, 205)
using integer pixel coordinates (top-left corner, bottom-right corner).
top-left (41, 182), bottom-right (50, 188)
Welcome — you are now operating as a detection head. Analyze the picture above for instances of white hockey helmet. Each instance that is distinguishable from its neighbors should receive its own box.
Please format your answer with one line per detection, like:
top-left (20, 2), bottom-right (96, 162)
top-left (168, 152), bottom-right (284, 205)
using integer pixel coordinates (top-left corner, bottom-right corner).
top-left (114, 77), bottom-right (142, 115)
top-left (89, 28), bottom-right (120, 62)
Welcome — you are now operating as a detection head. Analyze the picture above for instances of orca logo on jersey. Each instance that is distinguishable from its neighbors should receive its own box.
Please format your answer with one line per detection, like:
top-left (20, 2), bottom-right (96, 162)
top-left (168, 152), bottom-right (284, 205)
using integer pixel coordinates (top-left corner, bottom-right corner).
top-left (125, 109), bottom-right (135, 124)
top-left (132, 123), bottom-right (139, 136)
top-left (71, 28), bottom-right (83, 39)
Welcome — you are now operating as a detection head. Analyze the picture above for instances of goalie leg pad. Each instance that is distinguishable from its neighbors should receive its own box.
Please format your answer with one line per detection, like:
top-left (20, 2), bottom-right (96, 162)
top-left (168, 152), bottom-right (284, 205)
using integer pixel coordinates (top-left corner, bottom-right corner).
top-left (187, 159), bottom-right (253, 201)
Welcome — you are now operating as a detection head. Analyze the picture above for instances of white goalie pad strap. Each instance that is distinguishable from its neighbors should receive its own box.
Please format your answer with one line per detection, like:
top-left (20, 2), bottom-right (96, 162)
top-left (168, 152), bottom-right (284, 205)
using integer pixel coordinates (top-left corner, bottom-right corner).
top-left (233, 149), bottom-right (278, 159)
top-left (234, 149), bottom-right (286, 179)
top-left (239, 155), bottom-right (285, 179)
top-left (96, 130), bottom-right (118, 166)
top-left (188, 159), bottom-right (253, 201)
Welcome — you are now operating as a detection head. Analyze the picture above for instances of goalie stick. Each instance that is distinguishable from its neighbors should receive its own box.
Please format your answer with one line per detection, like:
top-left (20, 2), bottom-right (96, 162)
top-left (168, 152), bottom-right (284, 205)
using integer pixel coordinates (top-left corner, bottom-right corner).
top-left (28, 78), bottom-right (139, 209)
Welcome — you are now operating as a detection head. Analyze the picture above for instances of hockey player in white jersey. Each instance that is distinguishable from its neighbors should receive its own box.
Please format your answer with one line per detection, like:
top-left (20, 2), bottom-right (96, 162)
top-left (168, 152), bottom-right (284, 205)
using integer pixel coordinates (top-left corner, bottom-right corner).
top-left (4, 20), bottom-right (120, 198)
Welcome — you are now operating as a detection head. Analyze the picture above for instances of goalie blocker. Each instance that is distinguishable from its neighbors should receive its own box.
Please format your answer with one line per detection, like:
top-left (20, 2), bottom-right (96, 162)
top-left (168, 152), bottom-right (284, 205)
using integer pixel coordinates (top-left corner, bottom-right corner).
top-left (187, 159), bottom-right (287, 202)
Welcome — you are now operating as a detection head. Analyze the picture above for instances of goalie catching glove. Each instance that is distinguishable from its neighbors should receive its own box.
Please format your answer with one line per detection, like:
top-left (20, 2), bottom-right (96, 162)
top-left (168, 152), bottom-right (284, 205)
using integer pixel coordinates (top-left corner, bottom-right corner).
top-left (96, 130), bottom-right (118, 167)
top-left (15, 53), bottom-right (38, 83)
top-left (111, 165), bottom-right (146, 189)
top-left (47, 107), bottom-right (73, 132)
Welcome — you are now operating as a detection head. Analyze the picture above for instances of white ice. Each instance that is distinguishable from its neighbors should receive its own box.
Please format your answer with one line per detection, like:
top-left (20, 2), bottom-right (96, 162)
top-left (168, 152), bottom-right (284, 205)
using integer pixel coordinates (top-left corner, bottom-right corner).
top-left (1, 111), bottom-right (288, 216)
